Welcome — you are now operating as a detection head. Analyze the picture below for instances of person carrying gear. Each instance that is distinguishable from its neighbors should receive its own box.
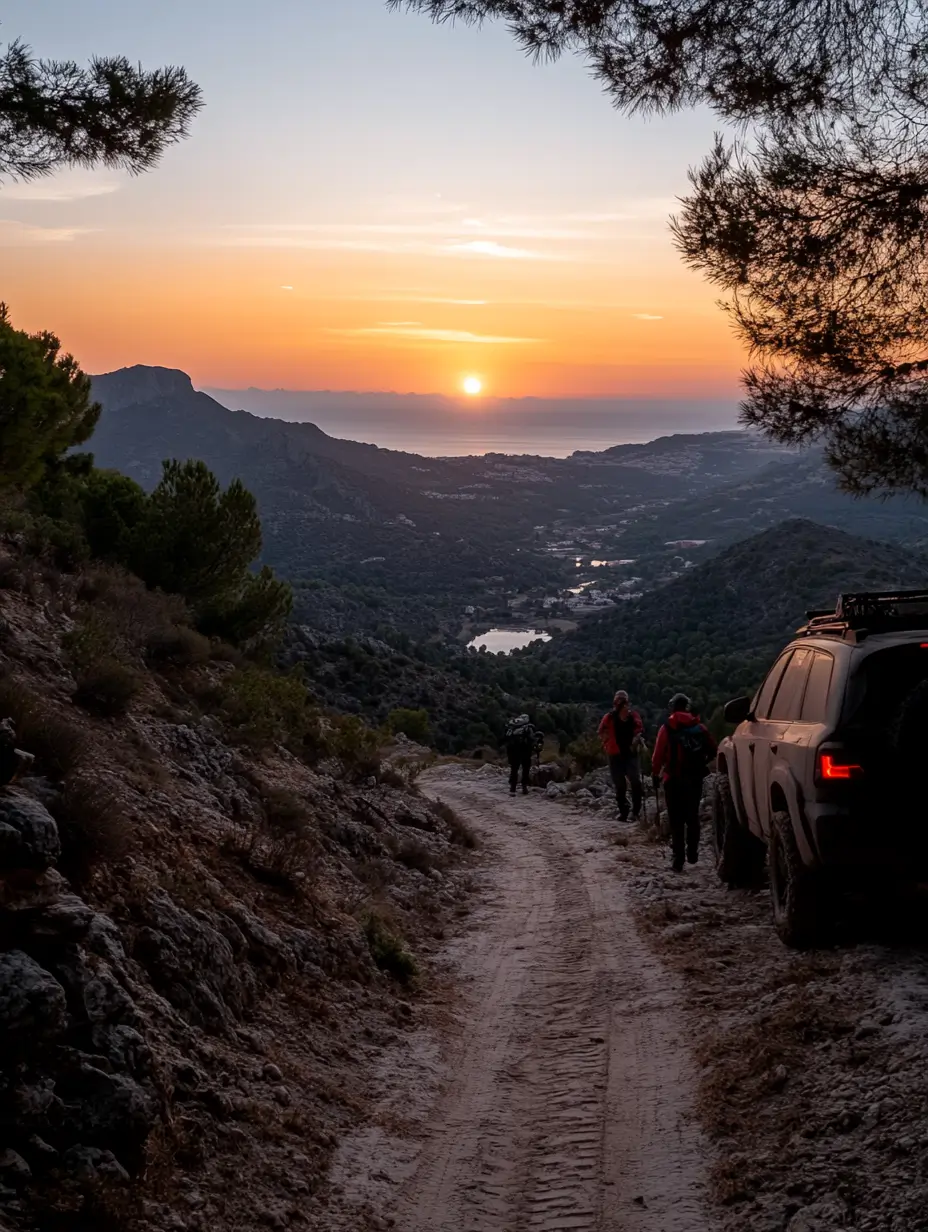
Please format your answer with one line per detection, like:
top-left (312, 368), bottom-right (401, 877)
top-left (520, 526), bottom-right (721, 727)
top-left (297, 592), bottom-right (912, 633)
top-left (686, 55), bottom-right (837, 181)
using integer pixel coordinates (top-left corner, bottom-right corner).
top-left (597, 690), bottom-right (645, 822)
top-left (651, 693), bottom-right (717, 872)
top-left (504, 713), bottom-right (542, 796)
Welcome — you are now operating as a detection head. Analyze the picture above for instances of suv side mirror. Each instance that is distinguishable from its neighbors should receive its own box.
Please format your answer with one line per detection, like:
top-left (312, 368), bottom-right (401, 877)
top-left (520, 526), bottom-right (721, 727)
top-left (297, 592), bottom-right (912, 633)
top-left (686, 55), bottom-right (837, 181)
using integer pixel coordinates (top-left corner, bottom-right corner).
top-left (724, 696), bottom-right (752, 725)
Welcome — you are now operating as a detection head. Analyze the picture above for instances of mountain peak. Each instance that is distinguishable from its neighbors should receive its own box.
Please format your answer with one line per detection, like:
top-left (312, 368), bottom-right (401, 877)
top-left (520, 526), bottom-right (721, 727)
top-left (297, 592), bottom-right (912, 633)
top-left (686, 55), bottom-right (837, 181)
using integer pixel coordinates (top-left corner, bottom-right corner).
top-left (91, 365), bottom-right (195, 411)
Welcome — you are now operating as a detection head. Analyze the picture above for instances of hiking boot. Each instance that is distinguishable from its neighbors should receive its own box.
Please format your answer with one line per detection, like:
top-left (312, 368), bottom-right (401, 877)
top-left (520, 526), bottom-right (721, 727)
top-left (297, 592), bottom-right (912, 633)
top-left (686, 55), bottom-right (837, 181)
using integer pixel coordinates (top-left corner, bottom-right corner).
top-left (631, 811), bottom-right (641, 823)
top-left (522, 786), bottom-right (529, 795)
top-left (671, 858), bottom-right (685, 873)
top-left (687, 850), bottom-right (699, 865)
top-left (509, 788), bottom-right (516, 796)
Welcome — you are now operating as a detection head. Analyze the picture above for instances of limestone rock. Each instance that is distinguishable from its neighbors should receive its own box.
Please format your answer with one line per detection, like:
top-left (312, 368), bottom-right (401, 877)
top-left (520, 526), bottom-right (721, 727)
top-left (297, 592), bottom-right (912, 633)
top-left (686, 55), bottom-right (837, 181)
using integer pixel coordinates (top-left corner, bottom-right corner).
top-left (0, 790), bottom-right (60, 871)
top-left (0, 950), bottom-right (67, 1039)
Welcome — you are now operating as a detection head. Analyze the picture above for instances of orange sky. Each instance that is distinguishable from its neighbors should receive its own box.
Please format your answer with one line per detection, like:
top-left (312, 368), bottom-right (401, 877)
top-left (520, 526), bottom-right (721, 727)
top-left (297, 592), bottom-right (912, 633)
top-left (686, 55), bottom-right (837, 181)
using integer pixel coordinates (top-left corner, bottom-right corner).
top-left (2, 1), bottom-right (746, 401)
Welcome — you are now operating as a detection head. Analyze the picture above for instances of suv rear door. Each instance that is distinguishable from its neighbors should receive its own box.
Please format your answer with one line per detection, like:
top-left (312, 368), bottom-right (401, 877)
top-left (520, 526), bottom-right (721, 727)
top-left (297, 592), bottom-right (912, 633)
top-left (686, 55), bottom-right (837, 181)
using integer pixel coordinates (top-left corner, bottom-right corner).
top-left (754, 646), bottom-right (817, 831)
top-left (733, 650), bottom-right (793, 835)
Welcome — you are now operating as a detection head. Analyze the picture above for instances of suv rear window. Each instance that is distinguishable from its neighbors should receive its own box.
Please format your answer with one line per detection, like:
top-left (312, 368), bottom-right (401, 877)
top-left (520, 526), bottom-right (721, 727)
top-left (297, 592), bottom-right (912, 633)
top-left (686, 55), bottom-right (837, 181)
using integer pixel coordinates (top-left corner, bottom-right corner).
top-left (845, 643), bottom-right (928, 726)
top-left (770, 647), bottom-right (814, 720)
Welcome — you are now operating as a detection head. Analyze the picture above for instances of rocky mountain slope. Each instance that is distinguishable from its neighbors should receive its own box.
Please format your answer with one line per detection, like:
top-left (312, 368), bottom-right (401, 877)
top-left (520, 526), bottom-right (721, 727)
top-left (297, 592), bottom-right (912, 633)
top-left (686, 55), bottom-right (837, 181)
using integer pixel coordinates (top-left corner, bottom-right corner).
top-left (0, 540), bottom-right (477, 1232)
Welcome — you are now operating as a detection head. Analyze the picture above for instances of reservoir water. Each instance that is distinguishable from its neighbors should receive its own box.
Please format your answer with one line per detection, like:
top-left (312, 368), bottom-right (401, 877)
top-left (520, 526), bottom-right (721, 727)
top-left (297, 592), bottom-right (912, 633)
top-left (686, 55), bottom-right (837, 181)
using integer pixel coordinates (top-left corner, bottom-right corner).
top-left (467, 628), bottom-right (552, 655)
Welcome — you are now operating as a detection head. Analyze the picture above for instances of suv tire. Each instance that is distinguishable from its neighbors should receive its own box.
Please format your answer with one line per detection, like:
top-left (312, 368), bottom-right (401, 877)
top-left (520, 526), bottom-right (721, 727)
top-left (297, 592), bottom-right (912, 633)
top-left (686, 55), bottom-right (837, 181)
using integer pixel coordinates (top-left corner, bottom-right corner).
top-left (712, 773), bottom-right (765, 887)
top-left (768, 809), bottom-right (824, 949)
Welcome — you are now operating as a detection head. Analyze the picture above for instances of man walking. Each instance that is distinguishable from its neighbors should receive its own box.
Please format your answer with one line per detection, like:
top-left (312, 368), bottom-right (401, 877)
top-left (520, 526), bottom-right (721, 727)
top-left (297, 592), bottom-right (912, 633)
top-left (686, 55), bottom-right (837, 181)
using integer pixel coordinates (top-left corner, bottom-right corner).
top-left (652, 693), bottom-right (716, 872)
top-left (597, 690), bottom-right (644, 821)
top-left (504, 713), bottom-right (542, 796)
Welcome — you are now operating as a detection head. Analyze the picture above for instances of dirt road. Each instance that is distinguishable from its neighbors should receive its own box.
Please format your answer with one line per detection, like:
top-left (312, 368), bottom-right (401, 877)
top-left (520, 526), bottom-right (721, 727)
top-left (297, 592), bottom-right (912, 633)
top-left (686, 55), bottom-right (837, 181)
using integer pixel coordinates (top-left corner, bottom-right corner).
top-left (329, 765), bottom-right (928, 1232)
top-left (331, 765), bottom-right (715, 1232)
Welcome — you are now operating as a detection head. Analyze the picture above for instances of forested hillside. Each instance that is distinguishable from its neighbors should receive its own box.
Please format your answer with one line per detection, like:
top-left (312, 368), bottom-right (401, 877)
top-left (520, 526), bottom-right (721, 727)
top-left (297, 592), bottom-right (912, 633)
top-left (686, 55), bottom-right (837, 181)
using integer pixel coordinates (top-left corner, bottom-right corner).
top-left (499, 520), bottom-right (928, 729)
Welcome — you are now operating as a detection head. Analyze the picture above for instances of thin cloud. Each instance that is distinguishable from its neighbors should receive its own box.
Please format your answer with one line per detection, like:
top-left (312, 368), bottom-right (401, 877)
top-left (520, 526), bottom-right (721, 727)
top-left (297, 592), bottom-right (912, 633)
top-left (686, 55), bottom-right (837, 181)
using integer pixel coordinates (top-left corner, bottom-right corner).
top-left (2, 171), bottom-right (122, 202)
top-left (330, 326), bottom-right (539, 345)
top-left (280, 285), bottom-right (294, 290)
top-left (0, 220), bottom-right (94, 244)
top-left (631, 313), bottom-right (664, 320)
top-left (445, 239), bottom-right (557, 261)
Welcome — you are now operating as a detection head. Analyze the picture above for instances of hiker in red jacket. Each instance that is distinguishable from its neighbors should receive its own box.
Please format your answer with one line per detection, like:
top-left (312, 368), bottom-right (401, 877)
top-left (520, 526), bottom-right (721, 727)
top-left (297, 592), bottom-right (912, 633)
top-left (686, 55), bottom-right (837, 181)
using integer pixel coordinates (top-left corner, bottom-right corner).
top-left (598, 690), bottom-right (645, 821)
top-left (652, 693), bottom-right (717, 872)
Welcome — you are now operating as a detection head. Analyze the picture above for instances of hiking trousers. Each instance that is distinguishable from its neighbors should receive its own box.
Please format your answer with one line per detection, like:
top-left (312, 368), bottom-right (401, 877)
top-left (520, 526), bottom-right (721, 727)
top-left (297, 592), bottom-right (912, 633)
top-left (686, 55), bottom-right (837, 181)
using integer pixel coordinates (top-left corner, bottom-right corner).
top-left (664, 776), bottom-right (704, 864)
top-left (508, 752), bottom-right (531, 793)
top-left (609, 753), bottom-right (642, 818)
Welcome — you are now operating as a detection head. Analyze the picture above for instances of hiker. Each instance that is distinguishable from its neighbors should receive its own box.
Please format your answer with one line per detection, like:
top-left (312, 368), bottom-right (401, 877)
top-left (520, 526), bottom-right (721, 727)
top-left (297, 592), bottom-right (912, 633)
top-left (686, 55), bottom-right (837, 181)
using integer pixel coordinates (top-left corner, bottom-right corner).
top-left (504, 713), bottom-right (542, 796)
top-left (597, 690), bottom-right (645, 821)
top-left (651, 693), bottom-right (717, 872)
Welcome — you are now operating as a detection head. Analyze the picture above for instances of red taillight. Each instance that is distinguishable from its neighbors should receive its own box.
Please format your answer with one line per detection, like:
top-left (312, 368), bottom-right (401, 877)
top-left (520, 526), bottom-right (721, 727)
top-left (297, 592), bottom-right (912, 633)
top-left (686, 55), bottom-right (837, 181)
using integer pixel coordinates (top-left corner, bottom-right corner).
top-left (819, 752), bottom-right (864, 781)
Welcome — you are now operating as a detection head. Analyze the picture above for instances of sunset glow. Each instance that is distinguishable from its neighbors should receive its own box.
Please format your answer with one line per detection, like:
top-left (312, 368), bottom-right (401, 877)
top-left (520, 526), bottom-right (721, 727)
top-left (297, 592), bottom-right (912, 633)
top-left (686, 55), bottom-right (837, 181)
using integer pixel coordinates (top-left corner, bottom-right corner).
top-left (0, 0), bottom-right (746, 401)
top-left (462, 376), bottom-right (483, 397)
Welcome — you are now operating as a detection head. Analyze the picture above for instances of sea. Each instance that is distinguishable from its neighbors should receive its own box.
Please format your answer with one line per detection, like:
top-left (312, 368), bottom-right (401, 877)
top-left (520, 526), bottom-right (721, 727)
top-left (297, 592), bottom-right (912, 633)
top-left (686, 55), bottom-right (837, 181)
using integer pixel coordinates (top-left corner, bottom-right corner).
top-left (204, 389), bottom-right (741, 458)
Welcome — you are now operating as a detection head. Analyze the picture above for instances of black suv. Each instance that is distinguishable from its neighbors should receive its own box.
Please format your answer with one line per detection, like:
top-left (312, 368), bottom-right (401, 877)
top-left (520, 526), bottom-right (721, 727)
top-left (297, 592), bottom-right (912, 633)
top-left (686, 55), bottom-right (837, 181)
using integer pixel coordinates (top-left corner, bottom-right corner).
top-left (713, 590), bottom-right (928, 947)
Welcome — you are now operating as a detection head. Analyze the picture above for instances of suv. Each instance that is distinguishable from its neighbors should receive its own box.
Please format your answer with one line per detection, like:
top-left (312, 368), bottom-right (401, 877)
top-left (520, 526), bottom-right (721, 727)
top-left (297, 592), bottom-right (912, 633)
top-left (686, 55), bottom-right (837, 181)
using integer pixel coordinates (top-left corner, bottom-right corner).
top-left (713, 589), bottom-right (928, 948)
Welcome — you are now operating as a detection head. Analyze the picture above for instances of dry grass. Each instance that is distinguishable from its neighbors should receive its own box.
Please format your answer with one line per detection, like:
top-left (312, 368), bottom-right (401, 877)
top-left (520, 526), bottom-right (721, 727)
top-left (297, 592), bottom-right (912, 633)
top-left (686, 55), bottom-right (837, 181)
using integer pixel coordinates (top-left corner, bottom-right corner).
top-left (47, 774), bottom-right (133, 889)
top-left (0, 677), bottom-right (87, 778)
top-left (73, 659), bottom-right (143, 717)
top-left (429, 797), bottom-right (479, 849)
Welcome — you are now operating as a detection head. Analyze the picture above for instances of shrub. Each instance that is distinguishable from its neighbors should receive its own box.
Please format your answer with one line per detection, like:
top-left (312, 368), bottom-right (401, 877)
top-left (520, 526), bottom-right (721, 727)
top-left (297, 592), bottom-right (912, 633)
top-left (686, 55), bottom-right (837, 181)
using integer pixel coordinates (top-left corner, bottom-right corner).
top-left (0, 678), bottom-right (86, 778)
top-left (73, 659), bottom-right (142, 717)
top-left (567, 730), bottom-right (607, 776)
top-left (145, 625), bottom-right (211, 668)
top-left (48, 775), bottom-right (132, 888)
top-left (220, 667), bottom-right (313, 747)
top-left (363, 910), bottom-right (417, 984)
top-left (325, 714), bottom-right (381, 780)
top-left (430, 797), bottom-right (478, 849)
top-left (225, 821), bottom-right (315, 895)
top-left (386, 706), bottom-right (431, 743)
top-left (395, 836), bottom-right (443, 873)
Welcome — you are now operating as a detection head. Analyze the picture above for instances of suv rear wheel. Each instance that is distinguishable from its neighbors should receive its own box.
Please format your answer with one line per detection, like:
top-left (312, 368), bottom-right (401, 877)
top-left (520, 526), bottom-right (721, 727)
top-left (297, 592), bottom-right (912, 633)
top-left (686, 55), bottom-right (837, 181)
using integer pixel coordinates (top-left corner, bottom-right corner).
top-left (768, 810), bottom-right (826, 949)
top-left (712, 773), bottom-right (765, 887)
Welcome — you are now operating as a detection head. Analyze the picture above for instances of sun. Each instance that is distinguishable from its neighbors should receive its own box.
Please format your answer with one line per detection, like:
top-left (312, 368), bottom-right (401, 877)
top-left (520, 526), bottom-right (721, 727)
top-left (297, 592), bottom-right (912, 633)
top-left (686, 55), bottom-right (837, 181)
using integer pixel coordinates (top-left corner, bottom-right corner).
top-left (462, 376), bottom-right (483, 397)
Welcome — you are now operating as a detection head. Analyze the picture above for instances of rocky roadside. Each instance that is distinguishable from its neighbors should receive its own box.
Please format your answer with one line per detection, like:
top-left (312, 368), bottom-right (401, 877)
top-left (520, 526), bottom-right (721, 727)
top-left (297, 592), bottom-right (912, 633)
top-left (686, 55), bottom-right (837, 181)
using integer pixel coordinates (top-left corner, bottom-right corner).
top-left (0, 569), bottom-right (478, 1231)
top-left (615, 793), bottom-right (928, 1232)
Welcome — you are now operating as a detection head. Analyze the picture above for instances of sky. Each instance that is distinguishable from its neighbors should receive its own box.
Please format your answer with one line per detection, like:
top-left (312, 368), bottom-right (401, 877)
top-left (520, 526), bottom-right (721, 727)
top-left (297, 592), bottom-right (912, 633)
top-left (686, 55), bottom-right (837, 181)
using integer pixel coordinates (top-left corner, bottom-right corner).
top-left (0, 0), bottom-right (746, 399)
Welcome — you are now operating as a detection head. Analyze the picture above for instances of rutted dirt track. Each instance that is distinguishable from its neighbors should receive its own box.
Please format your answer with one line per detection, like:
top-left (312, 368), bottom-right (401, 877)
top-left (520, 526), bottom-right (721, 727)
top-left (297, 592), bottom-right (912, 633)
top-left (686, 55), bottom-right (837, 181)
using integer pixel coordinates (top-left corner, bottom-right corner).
top-left (328, 764), bottom-right (928, 1232)
top-left (331, 765), bottom-right (714, 1232)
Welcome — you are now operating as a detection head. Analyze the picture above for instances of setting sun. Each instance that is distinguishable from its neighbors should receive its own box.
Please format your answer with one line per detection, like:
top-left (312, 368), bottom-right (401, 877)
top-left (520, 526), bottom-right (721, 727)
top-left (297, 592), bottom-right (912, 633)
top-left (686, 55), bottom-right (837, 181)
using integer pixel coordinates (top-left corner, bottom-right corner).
top-left (463, 376), bottom-right (483, 397)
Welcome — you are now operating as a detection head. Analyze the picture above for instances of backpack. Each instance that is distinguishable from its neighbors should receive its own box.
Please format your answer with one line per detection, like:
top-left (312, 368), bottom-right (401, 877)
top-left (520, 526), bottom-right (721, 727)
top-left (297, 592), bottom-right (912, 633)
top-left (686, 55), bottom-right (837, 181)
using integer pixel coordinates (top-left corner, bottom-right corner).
top-left (505, 718), bottom-right (535, 754)
top-left (667, 722), bottom-right (711, 779)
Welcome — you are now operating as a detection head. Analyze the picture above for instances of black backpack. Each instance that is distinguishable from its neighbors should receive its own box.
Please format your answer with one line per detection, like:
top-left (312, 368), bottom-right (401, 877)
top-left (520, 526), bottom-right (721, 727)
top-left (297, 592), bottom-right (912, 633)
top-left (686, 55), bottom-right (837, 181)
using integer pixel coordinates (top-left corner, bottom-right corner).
top-left (667, 722), bottom-right (711, 779)
top-left (505, 719), bottom-right (535, 754)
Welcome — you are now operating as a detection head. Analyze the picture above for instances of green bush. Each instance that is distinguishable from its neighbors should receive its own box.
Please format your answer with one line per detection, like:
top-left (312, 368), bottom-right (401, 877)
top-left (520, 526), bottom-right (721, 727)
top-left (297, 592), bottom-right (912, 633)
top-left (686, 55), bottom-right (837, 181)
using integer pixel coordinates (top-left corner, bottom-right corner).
top-left (73, 659), bottom-right (142, 717)
top-left (363, 911), bottom-right (417, 984)
top-left (325, 713), bottom-right (381, 779)
top-left (386, 706), bottom-right (431, 743)
top-left (145, 625), bottom-right (211, 667)
top-left (567, 730), bottom-right (607, 776)
top-left (220, 667), bottom-right (313, 747)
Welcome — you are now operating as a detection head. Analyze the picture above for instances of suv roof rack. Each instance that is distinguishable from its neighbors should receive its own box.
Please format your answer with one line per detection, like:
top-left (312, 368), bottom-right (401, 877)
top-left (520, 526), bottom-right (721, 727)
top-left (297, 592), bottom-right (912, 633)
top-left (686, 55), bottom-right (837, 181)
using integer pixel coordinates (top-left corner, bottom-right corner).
top-left (796, 589), bottom-right (928, 639)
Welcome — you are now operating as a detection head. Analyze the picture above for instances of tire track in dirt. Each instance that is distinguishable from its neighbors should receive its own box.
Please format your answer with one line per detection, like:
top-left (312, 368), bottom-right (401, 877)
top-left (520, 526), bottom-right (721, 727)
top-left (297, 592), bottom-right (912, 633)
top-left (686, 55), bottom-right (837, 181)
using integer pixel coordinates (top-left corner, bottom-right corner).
top-left (390, 767), bottom-right (714, 1232)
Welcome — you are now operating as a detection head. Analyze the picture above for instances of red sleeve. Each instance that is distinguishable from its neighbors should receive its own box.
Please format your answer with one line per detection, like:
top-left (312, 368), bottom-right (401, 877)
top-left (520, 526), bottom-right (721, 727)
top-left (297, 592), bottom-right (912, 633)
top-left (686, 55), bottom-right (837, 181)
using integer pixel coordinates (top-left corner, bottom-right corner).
top-left (597, 714), bottom-right (610, 748)
top-left (652, 724), bottom-right (668, 775)
top-left (633, 711), bottom-right (644, 738)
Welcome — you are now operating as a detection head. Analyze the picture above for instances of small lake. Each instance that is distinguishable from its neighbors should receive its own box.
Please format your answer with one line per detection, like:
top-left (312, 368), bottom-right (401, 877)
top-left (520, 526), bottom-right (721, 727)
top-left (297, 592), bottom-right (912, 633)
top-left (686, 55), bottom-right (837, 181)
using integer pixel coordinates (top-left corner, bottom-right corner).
top-left (467, 628), bottom-right (553, 655)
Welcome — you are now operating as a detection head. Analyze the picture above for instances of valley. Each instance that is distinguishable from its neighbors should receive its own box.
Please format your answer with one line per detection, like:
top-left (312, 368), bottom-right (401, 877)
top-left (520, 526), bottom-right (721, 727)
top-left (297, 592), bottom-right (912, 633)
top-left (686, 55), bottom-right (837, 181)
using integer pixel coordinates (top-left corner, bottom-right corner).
top-left (87, 366), bottom-right (928, 751)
